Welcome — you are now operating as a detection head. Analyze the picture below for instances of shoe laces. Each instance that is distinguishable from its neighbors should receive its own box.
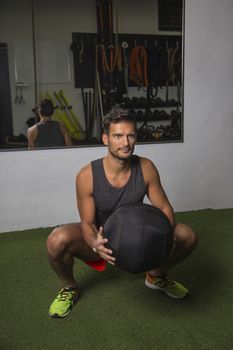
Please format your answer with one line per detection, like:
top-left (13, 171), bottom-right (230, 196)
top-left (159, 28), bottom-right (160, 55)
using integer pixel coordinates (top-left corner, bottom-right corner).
top-left (56, 288), bottom-right (76, 302)
top-left (157, 276), bottom-right (175, 288)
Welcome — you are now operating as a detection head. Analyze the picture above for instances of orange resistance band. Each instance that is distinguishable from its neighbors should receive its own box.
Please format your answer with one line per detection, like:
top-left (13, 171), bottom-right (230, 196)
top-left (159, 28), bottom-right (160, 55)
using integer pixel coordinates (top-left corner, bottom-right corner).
top-left (129, 45), bottom-right (148, 88)
top-left (101, 45), bottom-right (122, 73)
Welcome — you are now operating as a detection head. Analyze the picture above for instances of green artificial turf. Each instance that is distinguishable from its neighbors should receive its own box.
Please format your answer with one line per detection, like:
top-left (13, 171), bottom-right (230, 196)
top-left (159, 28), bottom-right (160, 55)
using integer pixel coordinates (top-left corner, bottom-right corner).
top-left (0, 209), bottom-right (233, 350)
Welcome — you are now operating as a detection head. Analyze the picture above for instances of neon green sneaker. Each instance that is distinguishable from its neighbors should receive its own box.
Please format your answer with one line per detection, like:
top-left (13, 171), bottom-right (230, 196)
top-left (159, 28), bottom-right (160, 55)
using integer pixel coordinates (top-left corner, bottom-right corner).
top-left (49, 287), bottom-right (79, 318)
top-left (145, 273), bottom-right (189, 299)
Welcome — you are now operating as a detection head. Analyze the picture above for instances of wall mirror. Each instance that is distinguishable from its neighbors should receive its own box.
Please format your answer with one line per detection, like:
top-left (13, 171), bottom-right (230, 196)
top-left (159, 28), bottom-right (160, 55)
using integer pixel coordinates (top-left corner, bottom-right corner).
top-left (0, 0), bottom-right (184, 150)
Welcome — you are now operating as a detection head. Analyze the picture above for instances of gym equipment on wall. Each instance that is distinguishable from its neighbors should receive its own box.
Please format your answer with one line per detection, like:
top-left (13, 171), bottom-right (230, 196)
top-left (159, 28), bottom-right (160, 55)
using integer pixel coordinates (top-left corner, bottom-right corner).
top-left (70, 0), bottom-right (183, 143)
top-left (59, 89), bottom-right (85, 136)
top-left (45, 91), bottom-right (85, 141)
top-left (71, 34), bottom-right (181, 87)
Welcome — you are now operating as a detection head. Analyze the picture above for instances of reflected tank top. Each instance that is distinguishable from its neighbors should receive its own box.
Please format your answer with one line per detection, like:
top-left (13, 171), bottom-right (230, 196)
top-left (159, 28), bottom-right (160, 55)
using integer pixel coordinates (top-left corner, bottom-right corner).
top-left (35, 121), bottom-right (65, 147)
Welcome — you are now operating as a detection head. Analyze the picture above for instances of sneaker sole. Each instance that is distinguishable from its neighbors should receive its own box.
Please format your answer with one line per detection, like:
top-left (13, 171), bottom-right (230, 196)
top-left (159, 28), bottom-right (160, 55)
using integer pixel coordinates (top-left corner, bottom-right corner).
top-left (145, 279), bottom-right (188, 299)
top-left (49, 310), bottom-right (71, 318)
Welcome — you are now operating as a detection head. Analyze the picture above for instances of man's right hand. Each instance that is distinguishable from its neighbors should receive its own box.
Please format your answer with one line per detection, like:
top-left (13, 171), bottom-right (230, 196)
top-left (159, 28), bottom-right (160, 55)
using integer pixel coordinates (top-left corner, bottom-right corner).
top-left (93, 226), bottom-right (116, 265)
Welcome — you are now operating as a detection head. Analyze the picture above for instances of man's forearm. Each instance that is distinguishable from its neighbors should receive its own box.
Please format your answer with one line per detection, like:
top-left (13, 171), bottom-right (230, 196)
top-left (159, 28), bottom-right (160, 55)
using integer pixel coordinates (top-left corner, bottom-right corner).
top-left (80, 221), bottom-right (98, 248)
top-left (162, 206), bottom-right (175, 228)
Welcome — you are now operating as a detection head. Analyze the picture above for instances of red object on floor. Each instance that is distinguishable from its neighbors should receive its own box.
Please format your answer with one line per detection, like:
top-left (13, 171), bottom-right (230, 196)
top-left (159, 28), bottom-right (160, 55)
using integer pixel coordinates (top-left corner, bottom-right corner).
top-left (84, 259), bottom-right (107, 271)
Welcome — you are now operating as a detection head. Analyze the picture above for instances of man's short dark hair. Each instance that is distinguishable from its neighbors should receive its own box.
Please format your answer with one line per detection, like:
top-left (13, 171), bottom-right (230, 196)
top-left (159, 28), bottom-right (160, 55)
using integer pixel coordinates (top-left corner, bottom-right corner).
top-left (39, 99), bottom-right (54, 117)
top-left (102, 108), bottom-right (137, 134)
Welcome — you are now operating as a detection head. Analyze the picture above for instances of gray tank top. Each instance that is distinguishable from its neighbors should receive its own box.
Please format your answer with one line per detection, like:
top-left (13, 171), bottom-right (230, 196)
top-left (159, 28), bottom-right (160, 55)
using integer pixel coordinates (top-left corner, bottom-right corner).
top-left (35, 121), bottom-right (65, 147)
top-left (91, 155), bottom-right (147, 227)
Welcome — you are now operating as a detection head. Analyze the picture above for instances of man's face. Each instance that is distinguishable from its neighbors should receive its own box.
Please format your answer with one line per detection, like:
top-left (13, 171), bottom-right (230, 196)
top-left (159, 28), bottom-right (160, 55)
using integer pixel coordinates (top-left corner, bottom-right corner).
top-left (102, 121), bottom-right (137, 161)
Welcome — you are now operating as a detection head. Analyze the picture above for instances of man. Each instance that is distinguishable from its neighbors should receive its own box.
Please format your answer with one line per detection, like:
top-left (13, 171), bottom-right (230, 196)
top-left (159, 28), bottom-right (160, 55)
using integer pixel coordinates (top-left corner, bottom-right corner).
top-left (27, 98), bottom-right (73, 148)
top-left (47, 108), bottom-right (197, 318)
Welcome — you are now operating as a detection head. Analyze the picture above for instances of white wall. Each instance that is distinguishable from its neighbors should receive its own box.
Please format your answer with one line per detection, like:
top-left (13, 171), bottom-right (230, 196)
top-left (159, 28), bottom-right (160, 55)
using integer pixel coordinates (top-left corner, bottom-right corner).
top-left (1, 0), bottom-right (233, 232)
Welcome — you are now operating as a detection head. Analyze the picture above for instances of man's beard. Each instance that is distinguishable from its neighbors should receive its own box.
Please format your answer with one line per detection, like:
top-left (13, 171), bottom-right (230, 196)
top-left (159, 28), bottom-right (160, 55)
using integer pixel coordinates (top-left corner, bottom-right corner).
top-left (108, 146), bottom-right (134, 161)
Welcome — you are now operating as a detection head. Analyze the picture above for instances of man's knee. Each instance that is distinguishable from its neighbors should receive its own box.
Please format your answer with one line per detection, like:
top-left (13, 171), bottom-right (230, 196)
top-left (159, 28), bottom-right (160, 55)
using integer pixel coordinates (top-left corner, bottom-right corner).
top-left (47, 226), bottom-right (70, 257)
top-left (174, 223), bottom-right (198, 251)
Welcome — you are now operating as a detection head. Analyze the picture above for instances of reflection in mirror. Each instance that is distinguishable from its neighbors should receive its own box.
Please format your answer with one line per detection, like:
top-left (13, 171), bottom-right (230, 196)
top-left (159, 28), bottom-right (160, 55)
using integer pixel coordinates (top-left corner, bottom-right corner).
top-left (0, 0), bottom-right (183, 150)
top-left (0, 0), bottom-right (35, 149)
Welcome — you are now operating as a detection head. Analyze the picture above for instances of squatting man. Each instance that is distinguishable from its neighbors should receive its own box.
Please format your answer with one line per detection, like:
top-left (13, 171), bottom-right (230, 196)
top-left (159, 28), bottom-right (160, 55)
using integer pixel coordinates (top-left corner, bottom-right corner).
top-left (47, 108), bottom-right (197, 318)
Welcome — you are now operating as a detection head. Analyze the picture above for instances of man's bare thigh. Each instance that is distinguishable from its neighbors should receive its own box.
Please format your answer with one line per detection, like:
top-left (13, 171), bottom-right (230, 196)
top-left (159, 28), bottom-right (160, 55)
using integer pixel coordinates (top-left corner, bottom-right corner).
top-left (52, 222), bottom-right (99, 262)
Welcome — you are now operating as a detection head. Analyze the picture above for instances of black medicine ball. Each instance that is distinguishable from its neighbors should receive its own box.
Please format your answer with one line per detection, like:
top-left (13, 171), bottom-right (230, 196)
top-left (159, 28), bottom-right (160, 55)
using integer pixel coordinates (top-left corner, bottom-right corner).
top-left (104, 204), bottom-right (173, 274)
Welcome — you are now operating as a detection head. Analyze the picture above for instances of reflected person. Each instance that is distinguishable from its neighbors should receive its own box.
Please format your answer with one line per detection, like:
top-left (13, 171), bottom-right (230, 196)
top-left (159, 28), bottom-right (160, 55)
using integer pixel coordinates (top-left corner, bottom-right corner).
top-left (27, 99), bottom-right (73, 148)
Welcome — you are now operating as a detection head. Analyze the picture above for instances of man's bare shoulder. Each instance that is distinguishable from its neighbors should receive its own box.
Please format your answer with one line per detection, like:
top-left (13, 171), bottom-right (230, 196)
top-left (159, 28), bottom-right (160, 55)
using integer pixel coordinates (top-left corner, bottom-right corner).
top-left (27, 124), bottom-right (37, 136)
top-left (76, 163), bottom-right (93, 196)
top-left (139, 156), bottom-right (160, 181)
top-left (27, 125), bottom-right (38, 146)
top-left (139, 156), bottom-right (158, 170)
top-left (76, 163), bottom-right (94, 192)
top-left (77, 163), bottom-right (92, 181)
